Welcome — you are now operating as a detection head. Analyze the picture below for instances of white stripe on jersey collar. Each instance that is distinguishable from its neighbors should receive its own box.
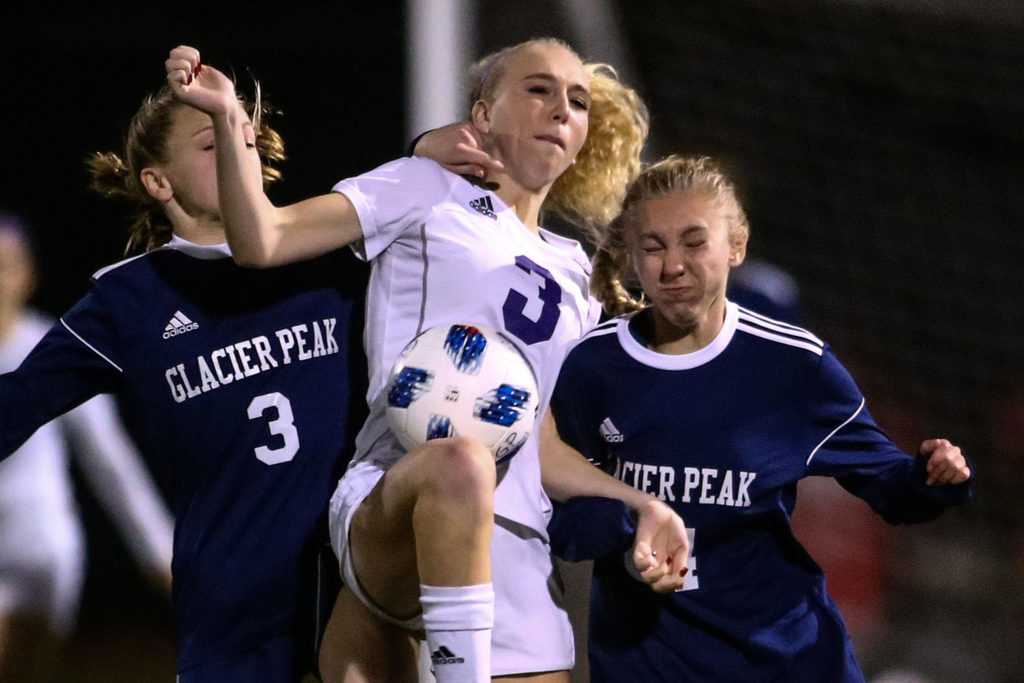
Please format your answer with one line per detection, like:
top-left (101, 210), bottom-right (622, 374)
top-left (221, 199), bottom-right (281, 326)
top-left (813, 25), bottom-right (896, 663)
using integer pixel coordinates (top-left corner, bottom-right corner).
top-left (164, 235), bottom-right (232, 259)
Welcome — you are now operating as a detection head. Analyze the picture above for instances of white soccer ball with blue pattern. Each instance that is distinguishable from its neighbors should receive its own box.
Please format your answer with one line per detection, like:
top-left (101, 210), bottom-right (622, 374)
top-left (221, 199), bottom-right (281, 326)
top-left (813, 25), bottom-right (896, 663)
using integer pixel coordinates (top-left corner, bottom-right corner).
top-left (385, 323), bottom-right (539, 465)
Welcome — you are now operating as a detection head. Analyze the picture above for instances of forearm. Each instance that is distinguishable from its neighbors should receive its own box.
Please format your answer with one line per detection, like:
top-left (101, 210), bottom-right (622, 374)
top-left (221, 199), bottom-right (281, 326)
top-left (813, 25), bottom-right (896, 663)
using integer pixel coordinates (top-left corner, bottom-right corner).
top-left (540, 412), bottom-right (654, 509)
top-left (212, 108), bottom-right (285, 266)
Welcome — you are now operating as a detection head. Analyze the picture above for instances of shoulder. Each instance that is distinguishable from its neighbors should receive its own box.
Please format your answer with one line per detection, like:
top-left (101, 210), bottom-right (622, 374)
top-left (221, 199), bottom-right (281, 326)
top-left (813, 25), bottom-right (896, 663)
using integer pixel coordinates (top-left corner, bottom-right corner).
top-left (90, 247), bottom-right (191, 283)
top-left (331, 157), bottom-right (470, 231)
top-left (82, 248), bottom-right (218, 312)
top-left (333, 156), bottom-right (458, 193)
top-left (537, 227), bottom-right (593, 275)
top-left (564, 315), bottom-right (626, 362)
top-left (732, 304), bottom-right (825, 358)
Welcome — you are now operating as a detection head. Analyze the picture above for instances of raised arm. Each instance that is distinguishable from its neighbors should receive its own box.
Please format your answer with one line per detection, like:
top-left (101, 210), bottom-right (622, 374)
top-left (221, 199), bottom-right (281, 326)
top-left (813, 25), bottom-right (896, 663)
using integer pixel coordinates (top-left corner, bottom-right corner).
top-left (165, 45), bottom-right (363, 267)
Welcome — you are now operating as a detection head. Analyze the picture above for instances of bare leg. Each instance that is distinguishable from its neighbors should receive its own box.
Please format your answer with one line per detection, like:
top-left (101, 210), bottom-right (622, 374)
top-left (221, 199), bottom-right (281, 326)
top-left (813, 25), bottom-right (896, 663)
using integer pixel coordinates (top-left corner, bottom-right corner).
top-left (319, 586), bottom-right (420, 683)
top-left (352, 436), bottom-right (496, 612)
top-left (323, 436), bottom-right (496, 681)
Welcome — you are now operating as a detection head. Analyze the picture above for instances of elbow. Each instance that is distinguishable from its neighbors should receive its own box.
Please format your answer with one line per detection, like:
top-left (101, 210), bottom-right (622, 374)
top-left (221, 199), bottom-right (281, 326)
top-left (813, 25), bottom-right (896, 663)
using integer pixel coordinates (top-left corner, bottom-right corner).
top-left (231, 252), bottom-right (272, 269)
top-left (228, 242), bottom-right (277, 269)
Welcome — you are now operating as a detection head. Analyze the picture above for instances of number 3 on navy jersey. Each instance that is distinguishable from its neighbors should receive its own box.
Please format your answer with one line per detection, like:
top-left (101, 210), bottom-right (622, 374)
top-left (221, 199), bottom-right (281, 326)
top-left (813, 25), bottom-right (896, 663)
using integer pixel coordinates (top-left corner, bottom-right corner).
top-left (502, 255), bottom-right (562, 345)
top-left (247, 392), bottom-right (299, 465)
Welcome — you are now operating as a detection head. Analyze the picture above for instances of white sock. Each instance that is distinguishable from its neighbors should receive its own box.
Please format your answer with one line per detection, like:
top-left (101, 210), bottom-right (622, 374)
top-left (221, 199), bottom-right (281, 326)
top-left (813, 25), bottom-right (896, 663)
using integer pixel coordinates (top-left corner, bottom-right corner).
top-left (420, 583), bottom-right (494, 683)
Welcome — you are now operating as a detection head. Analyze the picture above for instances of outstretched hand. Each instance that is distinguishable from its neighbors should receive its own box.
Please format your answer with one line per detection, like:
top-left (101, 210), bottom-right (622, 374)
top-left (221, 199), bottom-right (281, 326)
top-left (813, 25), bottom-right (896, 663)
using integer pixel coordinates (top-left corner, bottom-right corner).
top-left (920, 438), bottom-right (971, 486)
top-left (413, 121), bottom-right (505, 178)
top-left (631, 498), bottom-right (690, 593)
top-left (165, 45), bottom-right (238, 116)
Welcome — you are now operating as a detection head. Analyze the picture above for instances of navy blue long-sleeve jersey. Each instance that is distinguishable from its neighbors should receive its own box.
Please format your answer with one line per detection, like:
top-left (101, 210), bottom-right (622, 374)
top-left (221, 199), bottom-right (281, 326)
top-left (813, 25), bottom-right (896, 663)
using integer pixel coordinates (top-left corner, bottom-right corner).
top-left (549, 302), bottom-right (972, 683)
top-left (0, 240), bottom-right (367, 676)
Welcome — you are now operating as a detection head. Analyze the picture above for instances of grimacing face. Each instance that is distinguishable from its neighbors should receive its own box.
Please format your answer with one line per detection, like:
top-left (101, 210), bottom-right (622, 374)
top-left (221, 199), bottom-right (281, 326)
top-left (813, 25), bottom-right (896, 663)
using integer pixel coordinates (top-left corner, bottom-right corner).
top-left (629, 190), bottom-right (746, 340)
top-left (474, 42), bottom-right (591, 192)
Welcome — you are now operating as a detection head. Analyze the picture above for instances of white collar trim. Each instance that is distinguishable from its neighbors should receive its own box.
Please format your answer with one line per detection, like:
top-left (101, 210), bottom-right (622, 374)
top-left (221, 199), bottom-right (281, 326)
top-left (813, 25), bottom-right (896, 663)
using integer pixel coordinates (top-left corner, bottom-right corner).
top-left (617, 301), bottom-right (739, 370)
top-left (163, 235), bottom-right (232, 259)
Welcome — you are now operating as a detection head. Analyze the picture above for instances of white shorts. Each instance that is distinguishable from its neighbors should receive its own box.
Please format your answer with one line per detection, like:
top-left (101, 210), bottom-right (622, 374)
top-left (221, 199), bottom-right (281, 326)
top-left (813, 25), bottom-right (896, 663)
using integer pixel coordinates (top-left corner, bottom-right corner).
top-left (327, 459), bottom-right (575, 675)
top-left (327, 459), bottom-right (418, 628)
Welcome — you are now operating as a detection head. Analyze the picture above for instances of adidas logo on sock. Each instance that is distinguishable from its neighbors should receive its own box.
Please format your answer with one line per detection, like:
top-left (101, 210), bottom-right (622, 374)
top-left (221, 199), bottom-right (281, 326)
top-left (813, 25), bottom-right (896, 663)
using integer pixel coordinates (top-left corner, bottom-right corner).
top-left (469, 195), bottom-right (496, 219)
top-left (162, 311), bottom-right (199, 339)
top-left (430, 645), bottom-right (465, 666)
top-left (599, 417), bottom-right (624, 443)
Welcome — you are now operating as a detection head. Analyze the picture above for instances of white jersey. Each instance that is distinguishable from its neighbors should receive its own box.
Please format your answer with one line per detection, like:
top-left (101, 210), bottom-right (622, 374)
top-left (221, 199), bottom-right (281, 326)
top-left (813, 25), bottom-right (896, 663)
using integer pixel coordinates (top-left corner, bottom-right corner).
top-left (0, 310), bottom-right (173, 632)
top-left (335, 155), bottom-right (599, 537)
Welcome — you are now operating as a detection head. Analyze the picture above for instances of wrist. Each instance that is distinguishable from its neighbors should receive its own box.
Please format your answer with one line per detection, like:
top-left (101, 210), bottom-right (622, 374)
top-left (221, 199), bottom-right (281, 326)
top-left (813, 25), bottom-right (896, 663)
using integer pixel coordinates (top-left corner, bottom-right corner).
top-left (625, 491), bottom-right (660, 512)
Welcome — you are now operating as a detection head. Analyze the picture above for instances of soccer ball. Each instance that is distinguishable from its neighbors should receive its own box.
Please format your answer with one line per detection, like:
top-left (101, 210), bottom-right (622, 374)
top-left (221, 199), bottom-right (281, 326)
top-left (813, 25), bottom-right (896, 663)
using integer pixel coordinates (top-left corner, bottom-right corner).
top-left (385, 323), bottom-right (539, 465)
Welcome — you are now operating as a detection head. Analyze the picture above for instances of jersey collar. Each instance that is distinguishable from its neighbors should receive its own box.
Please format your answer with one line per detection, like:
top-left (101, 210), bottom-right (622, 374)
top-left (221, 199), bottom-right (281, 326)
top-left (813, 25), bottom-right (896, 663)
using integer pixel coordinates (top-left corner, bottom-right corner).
top-left (617, 301), bottom-right (739, 370)
top-left (163, 235), bottom-right (232, 259)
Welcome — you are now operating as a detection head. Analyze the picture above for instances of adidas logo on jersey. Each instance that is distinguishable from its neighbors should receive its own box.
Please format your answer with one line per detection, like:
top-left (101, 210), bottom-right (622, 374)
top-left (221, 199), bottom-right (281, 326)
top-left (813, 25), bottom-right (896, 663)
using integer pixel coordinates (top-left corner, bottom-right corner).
top-left (469, 195), bottom-right (496, 219)
top-left (163, 311), bottom-right (198, 339)
top-left (599, 417), bottom-right (624, 443)
top-left (430, 645), bottom-right (465, 666)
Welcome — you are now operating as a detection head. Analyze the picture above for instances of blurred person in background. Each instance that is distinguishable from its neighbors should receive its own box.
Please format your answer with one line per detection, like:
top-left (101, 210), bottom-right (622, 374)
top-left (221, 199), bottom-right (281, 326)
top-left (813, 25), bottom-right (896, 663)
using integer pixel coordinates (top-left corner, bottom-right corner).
top-left (0, 211), bottom-right (173, 682)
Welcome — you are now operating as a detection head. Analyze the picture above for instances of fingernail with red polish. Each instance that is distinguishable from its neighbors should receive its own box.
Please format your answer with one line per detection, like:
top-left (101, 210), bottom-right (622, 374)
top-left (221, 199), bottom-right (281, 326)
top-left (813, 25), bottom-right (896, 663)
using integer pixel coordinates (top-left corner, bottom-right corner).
top-left (680, 567), bottom-right (688, 577)
top-left (195, 63), bottom-right (202, 74)
top-left (186, 74), bottom-right (193, 85)
top-left (666, 556), bottom-right (673, 564)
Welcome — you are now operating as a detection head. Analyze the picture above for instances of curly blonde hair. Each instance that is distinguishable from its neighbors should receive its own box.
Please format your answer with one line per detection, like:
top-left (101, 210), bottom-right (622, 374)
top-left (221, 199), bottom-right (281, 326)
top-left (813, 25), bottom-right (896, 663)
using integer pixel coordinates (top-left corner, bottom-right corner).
top-left (87, 82), bottom-right (285, 254)
top-left (466, 38), bottom-right (649, 244)
top-left (592, 155), bottom-right (750, 316)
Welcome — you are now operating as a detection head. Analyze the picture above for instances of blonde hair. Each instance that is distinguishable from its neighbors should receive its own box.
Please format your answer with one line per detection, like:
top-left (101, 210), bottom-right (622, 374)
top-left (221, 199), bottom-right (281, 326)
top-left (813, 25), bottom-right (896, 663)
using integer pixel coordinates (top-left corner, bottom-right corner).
top-left (466, 38), bottom-right (649, 244)
top-left (87, 83), bottom-right (285, 254)
top-left (592, 155), bottom-right (750, 316)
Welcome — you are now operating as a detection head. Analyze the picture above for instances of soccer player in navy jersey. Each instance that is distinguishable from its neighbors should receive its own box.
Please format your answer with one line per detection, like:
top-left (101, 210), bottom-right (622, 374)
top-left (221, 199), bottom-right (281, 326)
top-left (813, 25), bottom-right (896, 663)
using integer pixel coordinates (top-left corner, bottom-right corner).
top-left (0, 83), bottom-right (367, 681)
top-left (166, 40), bottom-right (690, 683)
top-left (548, 155), bottom-right (973, 682)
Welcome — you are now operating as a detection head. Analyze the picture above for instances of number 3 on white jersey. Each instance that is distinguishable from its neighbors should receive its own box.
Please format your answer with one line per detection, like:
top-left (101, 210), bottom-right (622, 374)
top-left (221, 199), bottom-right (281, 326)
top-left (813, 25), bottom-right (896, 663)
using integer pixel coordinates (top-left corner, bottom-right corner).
top-left (247, 392), bottom-right (300, 465)
top-left (502, 255), bottom-right (562, 345)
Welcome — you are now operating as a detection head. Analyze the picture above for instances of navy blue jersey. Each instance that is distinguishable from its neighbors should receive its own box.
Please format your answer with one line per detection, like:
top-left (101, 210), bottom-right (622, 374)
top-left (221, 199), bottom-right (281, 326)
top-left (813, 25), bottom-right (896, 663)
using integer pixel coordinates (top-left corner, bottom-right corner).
top-left (549, 302), bottom-right (971, 683)
top-left (0, 241), bottom-right (367, 675)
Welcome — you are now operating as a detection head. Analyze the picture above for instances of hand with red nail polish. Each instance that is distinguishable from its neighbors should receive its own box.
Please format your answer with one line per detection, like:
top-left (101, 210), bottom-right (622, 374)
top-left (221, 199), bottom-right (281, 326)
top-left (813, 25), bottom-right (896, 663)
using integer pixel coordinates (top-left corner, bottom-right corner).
top-left (632, 498), bottom-right (690, 593)
top-left (165, 45), bottom-right (239, 119)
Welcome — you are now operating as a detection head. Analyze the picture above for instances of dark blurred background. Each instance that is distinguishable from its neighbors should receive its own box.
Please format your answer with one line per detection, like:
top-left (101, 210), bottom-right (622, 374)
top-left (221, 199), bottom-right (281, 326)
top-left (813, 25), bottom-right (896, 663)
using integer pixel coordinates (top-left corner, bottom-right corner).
top-left (2, 1), bottom-right (1022, 681)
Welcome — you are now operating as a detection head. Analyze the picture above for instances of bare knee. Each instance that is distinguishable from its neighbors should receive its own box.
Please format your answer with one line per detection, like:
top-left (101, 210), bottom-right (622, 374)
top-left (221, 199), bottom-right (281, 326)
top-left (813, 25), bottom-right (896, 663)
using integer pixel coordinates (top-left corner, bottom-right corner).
top-left (417, 436), bottom-right (496, 504)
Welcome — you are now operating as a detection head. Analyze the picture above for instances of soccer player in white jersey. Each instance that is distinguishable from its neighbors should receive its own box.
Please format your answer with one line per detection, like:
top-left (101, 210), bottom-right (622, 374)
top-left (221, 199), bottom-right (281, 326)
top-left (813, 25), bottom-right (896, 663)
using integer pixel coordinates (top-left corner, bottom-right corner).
top-left (0, 214), bottom-right (173, 682)
top-left (0, 85), bottom-right (367, 681)
top-left (165, 39), bottom-right (690, 682)
top-left (548, 155), bottom-right (973, 681)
